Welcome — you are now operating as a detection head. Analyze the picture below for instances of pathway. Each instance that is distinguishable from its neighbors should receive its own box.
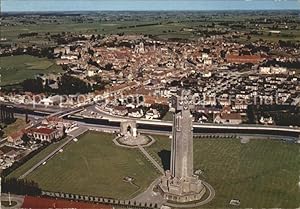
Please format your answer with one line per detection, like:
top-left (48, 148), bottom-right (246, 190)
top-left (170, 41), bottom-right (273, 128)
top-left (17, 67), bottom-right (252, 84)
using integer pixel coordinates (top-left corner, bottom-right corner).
top-left (19, 127), bottom-right (88, 179)
top-left (131, 177), bottom-right (165, 208)
top-left (137, 145), bottom-right (165, 175)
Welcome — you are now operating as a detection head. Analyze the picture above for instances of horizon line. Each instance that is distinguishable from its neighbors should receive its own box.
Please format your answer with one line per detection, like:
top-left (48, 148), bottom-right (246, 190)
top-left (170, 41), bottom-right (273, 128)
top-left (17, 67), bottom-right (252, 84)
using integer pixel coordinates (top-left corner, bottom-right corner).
top-left (2, 9), bottom-right (300, 13)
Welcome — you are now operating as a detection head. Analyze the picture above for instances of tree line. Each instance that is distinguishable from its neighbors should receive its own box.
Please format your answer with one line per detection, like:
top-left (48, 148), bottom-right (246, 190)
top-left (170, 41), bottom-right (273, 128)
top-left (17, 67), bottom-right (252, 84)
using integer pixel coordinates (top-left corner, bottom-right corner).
top-left (2, 178), bottom-right (42, 196)
top-left (21, 74), bottom-right (93, 95)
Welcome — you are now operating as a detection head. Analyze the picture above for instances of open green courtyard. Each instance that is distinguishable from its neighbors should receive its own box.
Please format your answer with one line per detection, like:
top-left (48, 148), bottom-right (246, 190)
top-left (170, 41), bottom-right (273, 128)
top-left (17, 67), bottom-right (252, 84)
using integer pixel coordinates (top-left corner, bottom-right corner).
top-left (0, 55), bottom-right (63, 86)
top-left (24, 131), bottom-right (159, 199)
top-left (146, 135), bottom-right (300, 208)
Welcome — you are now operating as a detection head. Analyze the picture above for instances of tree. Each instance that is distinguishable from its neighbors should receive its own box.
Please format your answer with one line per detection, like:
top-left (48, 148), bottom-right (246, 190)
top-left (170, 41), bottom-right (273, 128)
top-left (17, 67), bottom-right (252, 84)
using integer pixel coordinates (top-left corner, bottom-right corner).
top-left (0, 129), bottom-right (4, 138)
top-left (88, 48), bottom-right (94, 56)
top-left (58, 75), bottom-right (92, 95)
top-left (90, 34), bottom-right (96, 41)
top-left (2, 178), bottom-right (41, 196)
top-left (103, 63), bottom-right (113, 71)
top-left (151, 104), bottom-right (169, 119)
top-left (21, 134), bottom-right (31, 145)
top-left (22, 78), bottom-right (43, 93)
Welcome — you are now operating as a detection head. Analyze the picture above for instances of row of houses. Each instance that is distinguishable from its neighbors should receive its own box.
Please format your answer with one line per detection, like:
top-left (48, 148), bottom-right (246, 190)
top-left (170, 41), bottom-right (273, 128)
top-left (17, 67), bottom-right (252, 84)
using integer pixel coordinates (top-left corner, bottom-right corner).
top-left (7, 117), bottom-right (72, 145)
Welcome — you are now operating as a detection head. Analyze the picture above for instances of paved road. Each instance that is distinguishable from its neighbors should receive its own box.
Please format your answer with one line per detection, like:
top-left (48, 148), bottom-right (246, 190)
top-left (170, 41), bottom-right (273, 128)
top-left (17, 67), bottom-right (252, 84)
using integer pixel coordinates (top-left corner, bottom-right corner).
top-left (85, 104), bottom-right (300, 138)
top-left (131, 177), bottom-right (165, 207)
top-left (19, 113), bottom-right (295, 139)
top-left (137, 144), bottom-right (165, 175)
top-left (8, 102), bottom-right (300, 138)
top-left (77, 121), bottom-right (169, 136)
top-left (14, 114), bottom-right (300, 142)
top-left (19, 127), bottom-right (88, 179)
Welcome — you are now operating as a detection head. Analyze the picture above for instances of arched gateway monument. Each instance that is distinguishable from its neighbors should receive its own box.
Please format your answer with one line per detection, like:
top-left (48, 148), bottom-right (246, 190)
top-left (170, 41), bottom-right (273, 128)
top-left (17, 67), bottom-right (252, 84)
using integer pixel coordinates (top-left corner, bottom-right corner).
top-left (118, 120), bottom-right (151, 147)
top-left (158, 89), bottom-right (206, 203)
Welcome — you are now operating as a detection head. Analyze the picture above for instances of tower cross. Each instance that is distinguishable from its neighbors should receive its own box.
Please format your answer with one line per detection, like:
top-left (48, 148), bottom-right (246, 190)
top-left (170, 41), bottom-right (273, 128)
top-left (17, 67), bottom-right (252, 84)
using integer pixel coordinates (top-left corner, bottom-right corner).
top-left (172, 89), bottom-right (195, 111)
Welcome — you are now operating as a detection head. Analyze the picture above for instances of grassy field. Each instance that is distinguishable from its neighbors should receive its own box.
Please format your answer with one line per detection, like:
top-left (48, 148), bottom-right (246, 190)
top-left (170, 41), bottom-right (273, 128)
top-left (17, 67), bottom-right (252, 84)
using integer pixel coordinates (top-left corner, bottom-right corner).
top-left (2, 13), bottom-right (299, 47)
top-left (2, 118), bottom-right (27, 137)
top-left (147, 135), bottom-right (300, 208)
top-left (8, 137), bottom-right (71, 179)
top-left (6, 21), bottom-right (299, 43)
top-left (24, 131), bottom-right (159, 199)
top-left (0, 55), bottom-right (63, 86)
top-left (9, 132), bottom-right (299, 207)
top-left (0, 21), bottom-right (199, 45)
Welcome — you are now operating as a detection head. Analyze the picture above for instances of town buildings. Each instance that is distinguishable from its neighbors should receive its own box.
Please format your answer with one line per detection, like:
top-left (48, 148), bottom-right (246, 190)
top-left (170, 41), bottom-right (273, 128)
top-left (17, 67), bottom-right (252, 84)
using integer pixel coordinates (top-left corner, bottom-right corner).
top-left (0, 32), bottom-right (299, 125)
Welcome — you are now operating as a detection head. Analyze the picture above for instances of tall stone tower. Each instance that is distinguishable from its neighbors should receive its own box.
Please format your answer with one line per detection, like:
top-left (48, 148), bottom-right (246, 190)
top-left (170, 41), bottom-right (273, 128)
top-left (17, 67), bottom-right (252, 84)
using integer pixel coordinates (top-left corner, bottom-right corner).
top-left (170, 89), bottom-right (194, 179)
top-left (158, 89), bottom-right (206, 203)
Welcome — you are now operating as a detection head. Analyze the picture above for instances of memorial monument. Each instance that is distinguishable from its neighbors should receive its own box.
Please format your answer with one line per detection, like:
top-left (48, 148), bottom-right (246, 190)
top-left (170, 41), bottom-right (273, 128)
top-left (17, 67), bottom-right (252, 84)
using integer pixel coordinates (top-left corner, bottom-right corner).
top-left (158, 89), bottom-right (206, 203)
top-left (118, 120), bottom-right (149, 146)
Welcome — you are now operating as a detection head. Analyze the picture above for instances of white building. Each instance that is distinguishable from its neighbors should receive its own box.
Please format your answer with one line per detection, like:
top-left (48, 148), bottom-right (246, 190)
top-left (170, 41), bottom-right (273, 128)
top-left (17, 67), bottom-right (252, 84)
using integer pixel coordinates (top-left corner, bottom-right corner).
top-left (29, 127), bottom-right (61, 142)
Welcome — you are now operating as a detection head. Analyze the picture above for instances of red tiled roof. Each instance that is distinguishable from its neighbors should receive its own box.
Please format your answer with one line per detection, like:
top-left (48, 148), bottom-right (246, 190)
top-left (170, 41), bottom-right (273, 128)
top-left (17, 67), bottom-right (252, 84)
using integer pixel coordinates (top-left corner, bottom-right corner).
top-left (113, 105), bottom-right (127, 111)
top-left (220, 112), bottom-right (242, 120)
top-left (47, 116), bottom-right (64, 122)
top-left (226, 54), bottom-right (264, 63)
top-left (22, 196), bottom-right (112, 209)
top-left (9, 131), bottom-right (24, 140)
top-left (30, 128), bottom-right (56, 135)
top-left (144, 95), bottom-right (168, 105)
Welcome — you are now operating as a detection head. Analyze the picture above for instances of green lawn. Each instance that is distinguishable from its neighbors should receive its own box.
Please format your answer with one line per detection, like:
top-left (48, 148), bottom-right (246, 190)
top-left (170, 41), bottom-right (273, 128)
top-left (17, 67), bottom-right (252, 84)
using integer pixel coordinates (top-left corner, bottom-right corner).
top-left (0, 55), bottom-right (63, 86)
top-left (147, 136), bottom-right (300, 208)
top-left (9, 132), bottom-right (299, 207)
top-left (8, 137), bottom-right (70, 179)
top-left (145, 135), bottom-right (171, 169)
top-left (25, 131), bottom-right (159, 199)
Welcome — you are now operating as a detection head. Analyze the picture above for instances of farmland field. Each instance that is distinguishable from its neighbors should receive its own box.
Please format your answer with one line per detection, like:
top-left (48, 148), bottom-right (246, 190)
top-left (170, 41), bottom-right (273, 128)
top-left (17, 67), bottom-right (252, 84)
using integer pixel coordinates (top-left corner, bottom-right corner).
top-left (0, 55), bottom-right (63, 86)
top-left (1, 12), bottom-right (299, 47)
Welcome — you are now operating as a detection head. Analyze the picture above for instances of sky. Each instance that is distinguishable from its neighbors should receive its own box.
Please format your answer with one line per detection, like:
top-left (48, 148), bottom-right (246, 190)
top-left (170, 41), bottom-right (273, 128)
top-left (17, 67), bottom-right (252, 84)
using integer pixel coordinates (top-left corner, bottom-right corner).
top-left (1, 0), bottom-right (300, 12)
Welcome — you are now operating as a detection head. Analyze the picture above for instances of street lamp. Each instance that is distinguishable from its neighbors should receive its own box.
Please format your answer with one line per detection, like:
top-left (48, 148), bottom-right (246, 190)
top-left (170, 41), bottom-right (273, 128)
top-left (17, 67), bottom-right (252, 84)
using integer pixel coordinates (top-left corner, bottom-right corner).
top-left (8, 192), bottom-right (12, 206)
